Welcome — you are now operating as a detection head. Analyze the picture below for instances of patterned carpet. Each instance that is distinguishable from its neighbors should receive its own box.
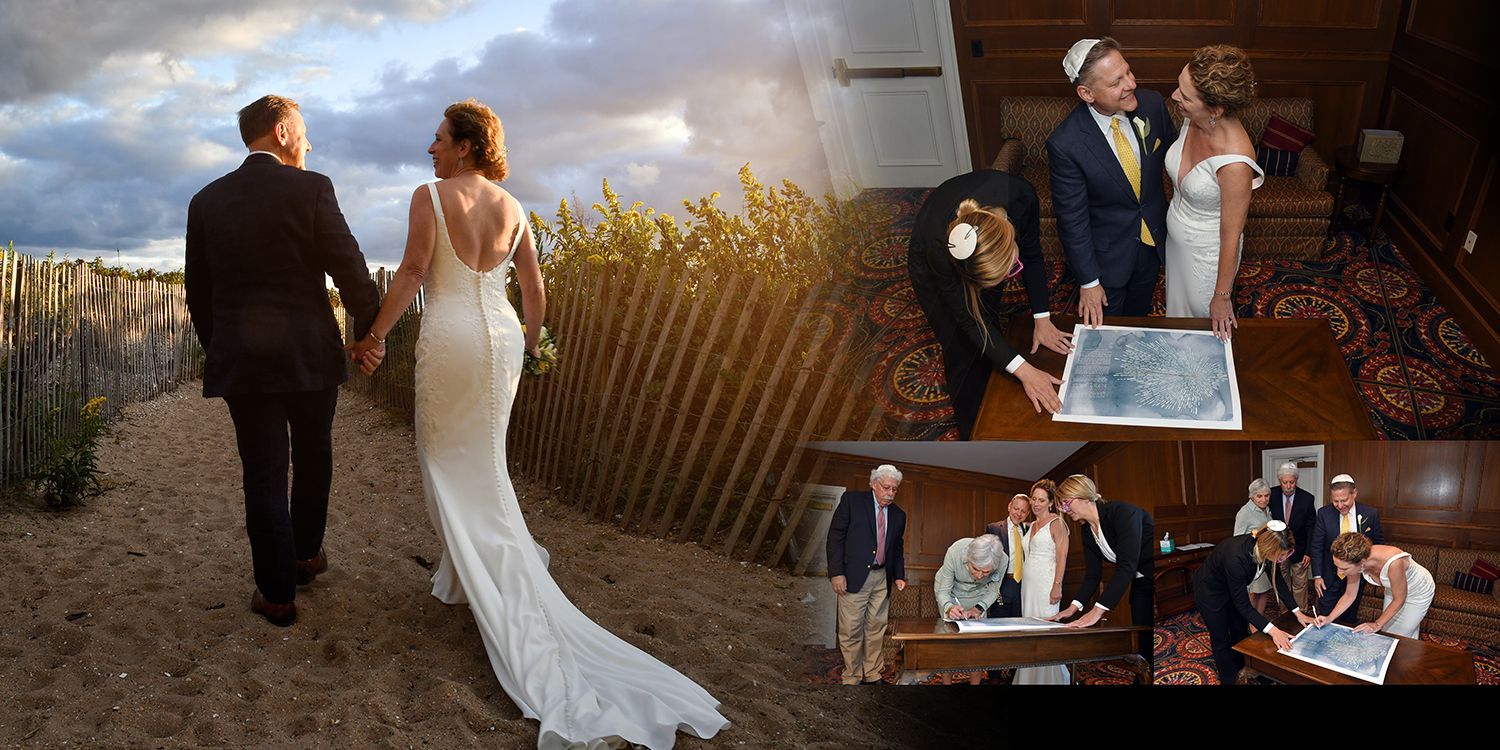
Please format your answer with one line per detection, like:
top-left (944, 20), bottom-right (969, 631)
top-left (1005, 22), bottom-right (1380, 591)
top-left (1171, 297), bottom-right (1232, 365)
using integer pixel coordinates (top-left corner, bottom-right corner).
top-left (838, 188), bottom-right (1500, 440)
top-left (803, 645), bottom-right (1140, 685)
top-left (1153, 608), bottom-right (1500, 685)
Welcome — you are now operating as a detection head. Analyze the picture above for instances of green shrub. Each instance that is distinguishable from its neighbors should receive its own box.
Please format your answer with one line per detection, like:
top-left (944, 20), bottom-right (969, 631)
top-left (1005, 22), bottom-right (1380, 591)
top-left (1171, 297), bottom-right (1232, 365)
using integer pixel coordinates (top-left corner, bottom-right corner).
top-left (33, 396), bottom-right (109, 509)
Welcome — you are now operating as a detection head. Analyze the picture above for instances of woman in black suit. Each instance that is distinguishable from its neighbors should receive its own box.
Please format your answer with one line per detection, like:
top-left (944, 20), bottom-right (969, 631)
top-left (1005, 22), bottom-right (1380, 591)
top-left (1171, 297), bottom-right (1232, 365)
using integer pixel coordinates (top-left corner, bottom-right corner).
top-left (906, 169), bottom-right (1073, 439)
top-left (1047, 474), bottom-right (1155, 670)
top-left (1192, 521), bottom-right (1316, 684)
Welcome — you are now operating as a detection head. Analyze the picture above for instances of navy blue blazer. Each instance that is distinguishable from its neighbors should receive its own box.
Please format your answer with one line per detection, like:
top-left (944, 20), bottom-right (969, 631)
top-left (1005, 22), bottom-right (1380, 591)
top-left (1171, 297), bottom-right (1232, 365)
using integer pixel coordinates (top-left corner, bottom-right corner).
top-left (827, 490), bottom-right (907, 595)
top-left (986, 520), bottom-right (1028, 557)
top-left (1310, 503), bottom-right (1384, 582)
top-left (1269, 487), bottom-right (1317, 562)
top-left (1045, 89), bottom-right (1177, 289)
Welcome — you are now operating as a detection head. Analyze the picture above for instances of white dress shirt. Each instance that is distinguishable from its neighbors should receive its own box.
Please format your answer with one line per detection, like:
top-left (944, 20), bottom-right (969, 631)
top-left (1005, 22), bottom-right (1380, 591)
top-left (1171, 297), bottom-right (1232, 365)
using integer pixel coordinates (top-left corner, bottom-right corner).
top-left (1077, 106), bottom-right (1147, 290)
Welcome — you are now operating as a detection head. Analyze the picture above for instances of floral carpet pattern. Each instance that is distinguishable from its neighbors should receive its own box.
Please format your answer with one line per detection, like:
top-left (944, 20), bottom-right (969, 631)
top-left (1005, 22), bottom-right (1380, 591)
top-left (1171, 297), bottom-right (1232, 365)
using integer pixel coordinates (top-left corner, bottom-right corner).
top-left (839, 188), bottom-right (1500, 440)
top-left (1153, 609), bottom-right (1500, 685)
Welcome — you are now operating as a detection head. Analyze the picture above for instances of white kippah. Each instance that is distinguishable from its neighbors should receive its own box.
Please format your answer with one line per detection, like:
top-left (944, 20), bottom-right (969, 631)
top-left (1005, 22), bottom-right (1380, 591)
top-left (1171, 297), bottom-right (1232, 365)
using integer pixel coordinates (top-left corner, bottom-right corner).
top-left (1266, 520), bottom-right (1287, 532)
top-left (1063, 38), bottom-right (1101, 82)
top-left (1330, 473), bottom-right (1355, 484)
top-left (947, 222), bottom-right (978, 260)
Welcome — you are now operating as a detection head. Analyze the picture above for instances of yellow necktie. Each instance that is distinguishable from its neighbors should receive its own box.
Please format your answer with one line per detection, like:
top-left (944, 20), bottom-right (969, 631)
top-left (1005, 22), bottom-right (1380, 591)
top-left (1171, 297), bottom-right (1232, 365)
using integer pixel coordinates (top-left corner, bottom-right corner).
top-left (1110, 117), bottom-right (1155, 247)
top-left (1011, 524), bottom-right (1024, 583)
top-left (1338, 514), bottom-right (1350, 579)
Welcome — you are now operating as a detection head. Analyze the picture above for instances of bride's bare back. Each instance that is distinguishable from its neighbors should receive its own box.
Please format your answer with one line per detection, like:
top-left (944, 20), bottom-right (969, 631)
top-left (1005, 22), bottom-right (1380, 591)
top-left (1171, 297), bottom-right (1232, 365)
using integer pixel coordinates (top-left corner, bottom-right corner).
top-left (431, 177), bottom-right (521, 274)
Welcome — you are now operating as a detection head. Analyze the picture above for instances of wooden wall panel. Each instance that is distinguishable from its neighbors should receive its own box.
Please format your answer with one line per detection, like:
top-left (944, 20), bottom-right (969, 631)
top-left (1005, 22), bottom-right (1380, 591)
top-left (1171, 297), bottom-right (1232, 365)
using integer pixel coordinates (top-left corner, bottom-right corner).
top-left (1257, 0), bottom-right (1382, 28)
top-left (1377, 0), bottom-right (1500, 364)
top-left (1114, 0), bottom-right (1234, 25)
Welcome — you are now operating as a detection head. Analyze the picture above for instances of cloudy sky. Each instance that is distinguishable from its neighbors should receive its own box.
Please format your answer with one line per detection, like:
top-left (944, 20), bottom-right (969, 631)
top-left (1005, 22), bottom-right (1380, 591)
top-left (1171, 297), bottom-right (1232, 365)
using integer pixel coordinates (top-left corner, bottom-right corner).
top-left (0, 0), bottom-right (830, 270)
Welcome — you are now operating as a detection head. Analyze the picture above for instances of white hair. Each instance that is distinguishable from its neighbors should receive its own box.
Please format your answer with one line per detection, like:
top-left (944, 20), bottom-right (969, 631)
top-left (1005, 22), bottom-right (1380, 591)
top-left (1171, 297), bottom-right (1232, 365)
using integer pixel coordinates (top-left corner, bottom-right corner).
top-left (1248, 478), bottom-right (1270, 498)
top-left (965, 534), bottom-right (1005, 572)
top-left (1276, 462), bottom-right (1299, 479)
top-left (870, 464), bottom-right (903, 485)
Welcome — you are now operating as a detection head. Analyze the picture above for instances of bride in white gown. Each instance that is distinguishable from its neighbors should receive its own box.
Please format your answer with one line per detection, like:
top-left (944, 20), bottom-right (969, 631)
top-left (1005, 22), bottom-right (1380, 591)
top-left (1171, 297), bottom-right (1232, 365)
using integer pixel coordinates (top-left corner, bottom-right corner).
top-left (1163, 45), bottom-right (1264, 340)
top-left (351, 99), bottom-right (728, 749)
top-left (1014, 480), bottom-right (1070, 685)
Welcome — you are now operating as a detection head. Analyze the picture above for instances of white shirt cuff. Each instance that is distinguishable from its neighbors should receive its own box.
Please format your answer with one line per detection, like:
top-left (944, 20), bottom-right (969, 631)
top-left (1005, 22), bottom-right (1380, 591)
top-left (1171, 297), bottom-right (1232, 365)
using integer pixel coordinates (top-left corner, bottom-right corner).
top-left (1092, 602), bottom-right (1111, 613)
top-left (1032, 311), bottom-right (1050, 319)
top-left (1004, 355), bottom-right (1024, 374)
top-left (1071, 600), bottom-right (1085, 612)
top-left (1081, 279), bottom-right (1100, 289)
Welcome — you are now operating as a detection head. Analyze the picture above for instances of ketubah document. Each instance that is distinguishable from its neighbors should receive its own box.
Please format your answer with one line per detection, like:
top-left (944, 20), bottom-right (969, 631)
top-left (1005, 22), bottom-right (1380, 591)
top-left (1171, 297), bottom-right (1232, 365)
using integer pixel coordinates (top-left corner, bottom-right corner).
top-left (1054, 324), bottom-right (1243, 430)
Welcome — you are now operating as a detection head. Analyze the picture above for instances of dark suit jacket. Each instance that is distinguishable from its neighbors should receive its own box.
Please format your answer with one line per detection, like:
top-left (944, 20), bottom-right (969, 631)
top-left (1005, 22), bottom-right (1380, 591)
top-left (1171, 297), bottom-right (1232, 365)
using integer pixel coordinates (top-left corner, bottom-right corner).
top-left (1193, 534), bottom-right (1301, 632)
top-left (1310, 502), bottom-right (1384, 582)
top-left (906, 169), bottom-right (1050, 438)
top-left (1269, 486), bottom-right (1316, 562)
top-left (986, 519), bottom-right (1026, 612)
top-left (185, 153), bottom-right (380, 398)
top-left (827, 490), bottom-right (907, 595)
top-left (1045, 89), bottom-right (1177, 288)
top-left (1072, 501), bottom-right (1154, 611)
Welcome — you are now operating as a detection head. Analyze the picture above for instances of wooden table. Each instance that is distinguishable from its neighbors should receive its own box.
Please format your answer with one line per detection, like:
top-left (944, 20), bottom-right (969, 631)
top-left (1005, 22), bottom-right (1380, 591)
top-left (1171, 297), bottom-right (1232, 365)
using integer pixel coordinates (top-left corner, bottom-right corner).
top-left (1155, 545), bottom-right (1215, 618)
top-left (1333, 145), bottom-right (1402, 235)
top-left (1233, 611), bottom-right (1477, 684)
top-left (888, 617), bottom-right (1151, 684)
top-left (972, 315), bottom-right (1378, 440)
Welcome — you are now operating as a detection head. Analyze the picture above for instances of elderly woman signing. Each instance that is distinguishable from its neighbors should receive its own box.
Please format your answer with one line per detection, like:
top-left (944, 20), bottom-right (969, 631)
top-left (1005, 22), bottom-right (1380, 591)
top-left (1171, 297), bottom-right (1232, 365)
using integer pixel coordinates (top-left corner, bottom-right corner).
top-left (933, 533), bottom-right (1008, 684)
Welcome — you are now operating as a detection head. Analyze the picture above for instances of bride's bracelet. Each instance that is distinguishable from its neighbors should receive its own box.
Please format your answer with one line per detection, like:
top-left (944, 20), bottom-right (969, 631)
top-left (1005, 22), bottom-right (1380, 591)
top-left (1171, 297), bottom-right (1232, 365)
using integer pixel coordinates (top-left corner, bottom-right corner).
top-left (1212, 289), bottom-right (1232, 299)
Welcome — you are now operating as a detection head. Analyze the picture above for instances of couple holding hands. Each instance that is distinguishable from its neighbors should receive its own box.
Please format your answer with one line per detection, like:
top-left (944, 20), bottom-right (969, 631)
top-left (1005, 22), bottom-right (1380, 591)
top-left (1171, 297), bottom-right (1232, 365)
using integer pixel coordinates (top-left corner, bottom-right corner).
top-left (907, 38), bottom-right (1264, 438)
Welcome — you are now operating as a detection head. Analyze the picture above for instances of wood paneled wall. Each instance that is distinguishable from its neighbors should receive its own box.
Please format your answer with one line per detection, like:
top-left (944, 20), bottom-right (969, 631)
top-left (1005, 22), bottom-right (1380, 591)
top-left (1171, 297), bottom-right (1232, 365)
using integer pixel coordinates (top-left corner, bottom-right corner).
top-left (948, 0), bottom-right (1402, 167)
top-left (815, 451), bottom-right (1034, 584)
top-left (1049, 440), bottom-right (1500, 552)
top-left (1380, 0), bottom-right (1500, 364)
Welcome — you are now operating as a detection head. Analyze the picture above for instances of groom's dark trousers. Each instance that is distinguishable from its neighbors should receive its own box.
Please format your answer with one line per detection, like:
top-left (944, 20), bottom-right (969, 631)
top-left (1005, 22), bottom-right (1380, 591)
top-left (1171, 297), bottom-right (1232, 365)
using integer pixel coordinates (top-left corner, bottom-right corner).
top-left (186, 152), bottom-right (378, 605)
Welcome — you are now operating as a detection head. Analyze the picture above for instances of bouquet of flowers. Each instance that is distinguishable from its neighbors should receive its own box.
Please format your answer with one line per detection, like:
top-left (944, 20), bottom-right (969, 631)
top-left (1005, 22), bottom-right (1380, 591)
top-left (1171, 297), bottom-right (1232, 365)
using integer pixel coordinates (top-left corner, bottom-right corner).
top-left (522, 324), bottom-right (559, 376)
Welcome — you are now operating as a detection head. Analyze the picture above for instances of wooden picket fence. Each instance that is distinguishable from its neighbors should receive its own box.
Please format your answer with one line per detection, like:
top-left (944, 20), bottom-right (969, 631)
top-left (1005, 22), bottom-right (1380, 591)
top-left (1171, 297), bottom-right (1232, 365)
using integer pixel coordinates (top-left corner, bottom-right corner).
top-left (342, 258), bottom-right (884, 569)
top-left (0, 248), bottom-right (202, 486)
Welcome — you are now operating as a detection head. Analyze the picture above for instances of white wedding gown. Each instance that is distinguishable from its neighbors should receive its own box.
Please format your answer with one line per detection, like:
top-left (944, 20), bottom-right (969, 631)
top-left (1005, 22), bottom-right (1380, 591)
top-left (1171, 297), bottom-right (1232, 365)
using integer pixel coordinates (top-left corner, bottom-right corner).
top-left (1362, 551), bottom-right (1435, 639)
top-left (1163, 125), bottom-right (1265, 318)
top-left (1013, 517), bottom-right (1069, 685)
top-left (413, 182), bottom-right (728, 749)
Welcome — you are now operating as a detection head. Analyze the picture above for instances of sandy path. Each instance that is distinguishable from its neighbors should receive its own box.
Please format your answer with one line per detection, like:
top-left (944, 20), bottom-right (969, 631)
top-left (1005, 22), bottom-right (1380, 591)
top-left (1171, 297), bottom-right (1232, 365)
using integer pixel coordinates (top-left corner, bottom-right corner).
top-left (0, 384), bottom-right (982, 748)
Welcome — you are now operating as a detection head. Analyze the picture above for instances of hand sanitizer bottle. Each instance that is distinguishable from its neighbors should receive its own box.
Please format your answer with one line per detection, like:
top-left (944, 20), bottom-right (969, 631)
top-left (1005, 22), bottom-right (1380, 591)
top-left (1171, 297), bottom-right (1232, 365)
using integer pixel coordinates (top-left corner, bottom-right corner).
top-left (1160, 532), bottom-right (1174, 554)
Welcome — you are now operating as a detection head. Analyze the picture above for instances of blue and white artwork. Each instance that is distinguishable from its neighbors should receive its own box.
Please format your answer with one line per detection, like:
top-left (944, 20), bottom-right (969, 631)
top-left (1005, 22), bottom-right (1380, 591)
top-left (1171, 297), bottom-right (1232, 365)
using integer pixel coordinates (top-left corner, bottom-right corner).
top-left (1053, 325), bottom-right (1242, 430)
top-left (1283, 623), bottom-right (1398, 684)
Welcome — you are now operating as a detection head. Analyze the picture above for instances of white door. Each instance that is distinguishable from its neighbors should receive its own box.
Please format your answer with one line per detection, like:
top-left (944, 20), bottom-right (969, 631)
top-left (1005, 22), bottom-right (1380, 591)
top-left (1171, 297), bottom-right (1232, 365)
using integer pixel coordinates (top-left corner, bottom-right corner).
top-left (1262, 445), bottom-right (1325, 509)
top-left (786, 0), bottom-right (970, 196)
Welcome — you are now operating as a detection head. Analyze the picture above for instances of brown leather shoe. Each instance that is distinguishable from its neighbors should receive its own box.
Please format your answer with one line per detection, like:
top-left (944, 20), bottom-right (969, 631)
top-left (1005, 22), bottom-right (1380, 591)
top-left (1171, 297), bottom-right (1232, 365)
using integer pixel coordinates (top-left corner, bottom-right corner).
top-left (295, 550), bottom-right (328, 587)
top-left (250, 589), bottom-right (297, 627)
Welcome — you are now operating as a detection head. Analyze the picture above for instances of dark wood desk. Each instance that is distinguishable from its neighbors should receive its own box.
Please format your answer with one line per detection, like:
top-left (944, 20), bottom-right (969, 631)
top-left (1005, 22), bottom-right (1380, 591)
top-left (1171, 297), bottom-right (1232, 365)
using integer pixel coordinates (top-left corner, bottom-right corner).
top-left (1155, 545), bottom-right (1215, 619)
top-left (972, 315), bottom-right (1377, 440)
top-left (1233, 611), bottom-right (1476, 684)
top-left (889, 617), bottom-right (1151, 684)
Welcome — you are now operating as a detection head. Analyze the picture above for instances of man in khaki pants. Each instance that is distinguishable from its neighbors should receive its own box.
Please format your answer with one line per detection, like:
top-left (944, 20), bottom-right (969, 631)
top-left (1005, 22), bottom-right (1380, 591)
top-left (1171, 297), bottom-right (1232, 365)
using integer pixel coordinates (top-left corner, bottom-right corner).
top-left (826, 465), bottom-right (908, 684)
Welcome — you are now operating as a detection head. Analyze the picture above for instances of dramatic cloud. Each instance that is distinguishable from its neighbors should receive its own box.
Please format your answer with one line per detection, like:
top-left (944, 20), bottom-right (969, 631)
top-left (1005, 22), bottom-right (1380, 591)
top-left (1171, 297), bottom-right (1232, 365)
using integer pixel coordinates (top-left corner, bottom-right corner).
top-left (0, 0), bottom-right (829, 271)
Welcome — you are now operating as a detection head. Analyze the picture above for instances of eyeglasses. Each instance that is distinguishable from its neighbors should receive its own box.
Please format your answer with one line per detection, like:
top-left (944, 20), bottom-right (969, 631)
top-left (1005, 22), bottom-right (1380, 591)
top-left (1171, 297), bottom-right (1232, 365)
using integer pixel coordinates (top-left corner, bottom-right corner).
top-left (1006, 256), bottom-right (1024, 279)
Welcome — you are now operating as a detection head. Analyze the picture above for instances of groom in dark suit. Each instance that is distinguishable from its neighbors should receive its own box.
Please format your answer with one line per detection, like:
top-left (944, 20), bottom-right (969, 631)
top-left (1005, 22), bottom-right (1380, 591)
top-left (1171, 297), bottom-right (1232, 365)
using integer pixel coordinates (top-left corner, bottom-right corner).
top-left (1310, 474), bottom-right (1383, 626)
top-left (1047, 37), bottom-right (1177, 324)
top-left (985, 494), bottom-right (1030, 618)
top-left (186, 95), bottom-right (381, 626)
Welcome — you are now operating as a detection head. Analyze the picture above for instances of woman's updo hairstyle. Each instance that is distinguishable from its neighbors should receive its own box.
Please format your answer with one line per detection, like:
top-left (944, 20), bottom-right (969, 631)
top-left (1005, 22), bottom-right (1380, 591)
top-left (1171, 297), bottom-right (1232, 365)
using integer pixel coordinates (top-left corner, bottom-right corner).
top-left (1187, 45), bottom-right (1256, 118)
top-left (947, 199), bottom-right (1018, 350)
top-left (444, 98), bottom-right (509, 181)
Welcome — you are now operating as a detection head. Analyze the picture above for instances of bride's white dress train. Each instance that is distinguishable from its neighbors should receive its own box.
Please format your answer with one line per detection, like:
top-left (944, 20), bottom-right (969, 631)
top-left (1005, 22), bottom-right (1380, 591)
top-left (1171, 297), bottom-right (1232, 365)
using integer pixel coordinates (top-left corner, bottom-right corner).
top-left (412, 182), bottom-right (728, 749)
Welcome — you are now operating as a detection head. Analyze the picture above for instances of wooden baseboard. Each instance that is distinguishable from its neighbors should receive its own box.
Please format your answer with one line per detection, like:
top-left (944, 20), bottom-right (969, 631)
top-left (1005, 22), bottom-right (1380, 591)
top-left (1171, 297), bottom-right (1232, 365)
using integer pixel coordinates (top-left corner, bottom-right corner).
top-left (1384, 205), bottom-right (1500, 368)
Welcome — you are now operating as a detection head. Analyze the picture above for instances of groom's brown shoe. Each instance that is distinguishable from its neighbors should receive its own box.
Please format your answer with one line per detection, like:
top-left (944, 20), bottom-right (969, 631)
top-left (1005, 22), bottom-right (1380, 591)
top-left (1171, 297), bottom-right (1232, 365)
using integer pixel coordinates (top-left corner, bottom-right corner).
top-left (295, 550), bottom-right (328, 587)
top-left (250, 590), bottom-right (297, 627)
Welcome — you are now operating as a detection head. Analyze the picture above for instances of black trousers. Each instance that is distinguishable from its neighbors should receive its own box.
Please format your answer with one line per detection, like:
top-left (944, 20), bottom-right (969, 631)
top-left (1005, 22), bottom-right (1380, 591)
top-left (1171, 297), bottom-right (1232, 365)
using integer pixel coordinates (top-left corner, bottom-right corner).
top-left (1101, 241), bottom-right (1161, 317)
top-left (1194, 588), bottom-right (1250, 684)
top-left (1128, 574), bottom-right (1155, 672)
top-left (1317, 574), bottom-right (1364, 626)
top-left (223, 387), bottom-right (339, 604)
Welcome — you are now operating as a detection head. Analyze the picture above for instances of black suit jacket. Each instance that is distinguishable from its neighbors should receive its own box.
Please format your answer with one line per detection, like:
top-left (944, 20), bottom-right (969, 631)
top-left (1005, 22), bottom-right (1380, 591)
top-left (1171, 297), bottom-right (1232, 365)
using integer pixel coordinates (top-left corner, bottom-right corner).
top-left (1193, 534), bottom-right (1300, 632)
top-left (986, 520), bottom-right (1029, 558)
top-left (186, 153), bottom-right (380, 398)
top-left (1269, 486), bottom-right (1316, 562)
top-left (1072, 501), bottom-right (1154, 611)
top-left (906, 169), bottom-right (1050, 437)
top-left (827, 490), bottom-right (907, 595)
top-left (1046, 89), bottom-right (1176, 288)
top-left (1310, 503), bottom-right (1384, 582)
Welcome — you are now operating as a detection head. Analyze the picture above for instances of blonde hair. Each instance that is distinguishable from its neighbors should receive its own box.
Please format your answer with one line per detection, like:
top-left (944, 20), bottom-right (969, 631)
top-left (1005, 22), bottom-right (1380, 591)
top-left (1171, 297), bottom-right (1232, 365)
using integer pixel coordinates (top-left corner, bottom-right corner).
top-left (1187, 45), bottom-right (1255, 117)
top-left (1056, 474), bottom-right (1104, 505)
top-left (948, 199), bottom-right (1019, 351)
top-left (1331, 532), bottom-right (1373, 564)
top-left (1028, 479), bottom-right (1067, 535)
top-left (444, 98), bottom-right (509, 181)
top-left (1250, 522), bottom-right (1295, 608)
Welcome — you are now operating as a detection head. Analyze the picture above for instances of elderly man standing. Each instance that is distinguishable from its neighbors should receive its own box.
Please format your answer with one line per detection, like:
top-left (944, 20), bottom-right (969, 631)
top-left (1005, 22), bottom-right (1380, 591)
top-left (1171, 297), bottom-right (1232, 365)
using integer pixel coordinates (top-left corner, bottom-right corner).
top-left (826, 464), bottom-right (908, 685)
top-left (1311, 474), bottom-right (1384, 626)
top-left (1269, 462), bottom-right (1317, 611)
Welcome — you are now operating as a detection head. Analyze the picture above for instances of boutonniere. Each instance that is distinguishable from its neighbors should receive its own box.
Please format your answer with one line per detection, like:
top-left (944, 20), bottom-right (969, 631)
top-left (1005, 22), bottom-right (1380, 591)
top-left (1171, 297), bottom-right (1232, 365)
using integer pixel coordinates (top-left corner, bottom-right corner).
top-left (1357, 514), bottom-right (1364, 525)
top-left (1132, 116), bottom-right (1151, 150)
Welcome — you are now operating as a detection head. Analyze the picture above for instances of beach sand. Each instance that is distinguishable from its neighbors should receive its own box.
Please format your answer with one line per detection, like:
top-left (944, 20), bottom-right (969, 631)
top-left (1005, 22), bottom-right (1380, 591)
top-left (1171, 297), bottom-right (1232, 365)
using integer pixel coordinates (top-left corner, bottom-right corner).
top-left (0, 383), bottom-right (983, 748)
